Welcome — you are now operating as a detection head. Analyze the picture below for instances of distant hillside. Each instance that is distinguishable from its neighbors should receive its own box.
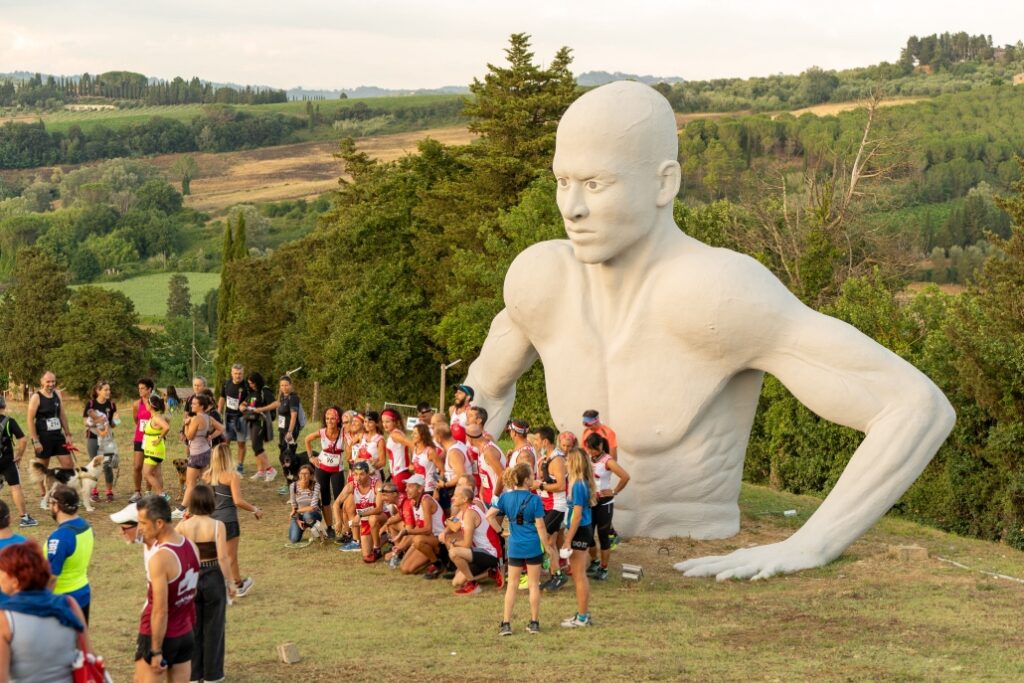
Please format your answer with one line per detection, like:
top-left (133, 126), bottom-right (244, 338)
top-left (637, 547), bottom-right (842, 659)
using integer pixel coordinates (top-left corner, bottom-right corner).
top-left (576, 70), bottom-right (685, 86)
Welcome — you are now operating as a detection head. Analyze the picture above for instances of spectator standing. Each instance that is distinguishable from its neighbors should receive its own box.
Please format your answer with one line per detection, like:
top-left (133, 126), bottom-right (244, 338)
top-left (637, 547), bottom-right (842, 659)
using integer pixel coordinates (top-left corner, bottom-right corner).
top-left (0, 397), bottom-right (37, 527)
top-left (46, 484), bottom-right (95, 623)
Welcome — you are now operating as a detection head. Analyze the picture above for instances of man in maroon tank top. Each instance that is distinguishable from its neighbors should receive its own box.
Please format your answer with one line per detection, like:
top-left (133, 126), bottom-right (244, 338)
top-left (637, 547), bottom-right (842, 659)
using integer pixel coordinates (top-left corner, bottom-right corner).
top-left (134, 495), bottom-right (200, 682)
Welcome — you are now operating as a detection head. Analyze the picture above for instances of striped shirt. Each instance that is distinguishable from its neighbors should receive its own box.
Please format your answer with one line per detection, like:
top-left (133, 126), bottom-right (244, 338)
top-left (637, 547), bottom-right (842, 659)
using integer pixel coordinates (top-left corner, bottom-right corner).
top-left (289, 482), bottom-right (321, 511)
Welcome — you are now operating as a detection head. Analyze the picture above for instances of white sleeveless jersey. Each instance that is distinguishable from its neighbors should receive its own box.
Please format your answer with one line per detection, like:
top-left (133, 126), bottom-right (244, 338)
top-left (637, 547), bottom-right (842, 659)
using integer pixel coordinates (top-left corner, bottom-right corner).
top-left (386, 432), bottom-right (409, 473)
top-left (317, 429), bottom-right (345, 471)
top-left (508, 443), bottom-right (537, 477)
top-left (444, 441), bottom-right (469, 482)
top-left (412, 445), bottom-right (439, 492)
top-left (355, 434), bottom-right (384, 476)
top-left (413, 495), bottom-right (444, 536)
top-left (593, 454), bottom-right (614, 491)
top-left (542, 451), bottom-right (568, 512)
top-left (353, 478), bottom-right (379, 512)
top-left (477, 441), bottom-right (506, 505)
top-left (469, 502), bottom-right (499, 558)
top-left (449, 406), bottom-right (470, 428)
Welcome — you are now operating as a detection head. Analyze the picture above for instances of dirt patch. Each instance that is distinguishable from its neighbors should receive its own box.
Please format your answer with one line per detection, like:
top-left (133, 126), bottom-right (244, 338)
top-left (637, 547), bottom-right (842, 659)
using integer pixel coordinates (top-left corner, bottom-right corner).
top-left (786, 97), bottom-right (925, 117)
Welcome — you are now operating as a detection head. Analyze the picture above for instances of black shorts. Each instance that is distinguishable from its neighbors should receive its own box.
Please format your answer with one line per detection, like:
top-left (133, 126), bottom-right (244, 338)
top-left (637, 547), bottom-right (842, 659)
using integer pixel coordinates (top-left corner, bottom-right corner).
top-left (249, 418), bottom-right (269, 454)
top-left (507, 554), bottom-right (544, 569)
top-left (38, 436), bottom-right (68, 459)
top-left (135, 631), bottom-right (194, 665)
top-left (468, 550), bottom-right (499, 576)
top-left (133, 440), bottom-right (144, 453)
top-left (543, 510), bottom-right (565, 535)
top-left (571, 524), bottom-right (596, 550)
top-left (223, 520), bottom-right (240, 540)
top-left (0, 459), bottom-right (20, 486)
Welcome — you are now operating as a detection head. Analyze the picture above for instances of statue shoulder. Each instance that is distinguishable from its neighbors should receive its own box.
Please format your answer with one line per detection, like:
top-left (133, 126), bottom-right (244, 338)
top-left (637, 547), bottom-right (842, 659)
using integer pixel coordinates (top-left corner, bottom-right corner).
top-left (503, 240), bottom-right (575, 323)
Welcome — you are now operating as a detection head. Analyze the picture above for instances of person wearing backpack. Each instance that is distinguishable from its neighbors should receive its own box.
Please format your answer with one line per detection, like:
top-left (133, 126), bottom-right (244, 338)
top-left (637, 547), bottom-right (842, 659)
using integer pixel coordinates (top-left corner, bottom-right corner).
top-left (0, 396), bottom-right (38, 527)
top-left (273, 376), bottom-right (305, 491)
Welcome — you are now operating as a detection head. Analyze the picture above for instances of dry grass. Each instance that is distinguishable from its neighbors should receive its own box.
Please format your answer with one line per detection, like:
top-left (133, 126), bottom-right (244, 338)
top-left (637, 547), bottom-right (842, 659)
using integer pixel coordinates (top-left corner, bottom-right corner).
top-left (785, 96), bottom-right (926, 117)
top-left (4, 396), bottom-right (1024, 681)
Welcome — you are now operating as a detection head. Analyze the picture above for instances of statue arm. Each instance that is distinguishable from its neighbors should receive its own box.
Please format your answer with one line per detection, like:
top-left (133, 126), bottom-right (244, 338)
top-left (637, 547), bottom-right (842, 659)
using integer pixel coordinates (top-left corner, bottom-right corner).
top-left (679, 269), bottom-right (955, 580)
top-left (464, 308), bottom-right (538, 437)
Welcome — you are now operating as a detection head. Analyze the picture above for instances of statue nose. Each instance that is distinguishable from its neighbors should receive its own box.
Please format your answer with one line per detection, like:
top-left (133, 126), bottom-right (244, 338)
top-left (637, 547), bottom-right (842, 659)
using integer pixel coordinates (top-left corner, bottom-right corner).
top-left (562, 185), bottom-right (589, 221)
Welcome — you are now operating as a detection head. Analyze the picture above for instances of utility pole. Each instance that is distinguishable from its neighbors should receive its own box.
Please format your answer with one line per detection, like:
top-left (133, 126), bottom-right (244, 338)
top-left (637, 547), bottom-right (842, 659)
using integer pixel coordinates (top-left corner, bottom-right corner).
top-left (439, 359), bottom-right (462, 415)
top-left (191, 316), bottom-right (197, 379)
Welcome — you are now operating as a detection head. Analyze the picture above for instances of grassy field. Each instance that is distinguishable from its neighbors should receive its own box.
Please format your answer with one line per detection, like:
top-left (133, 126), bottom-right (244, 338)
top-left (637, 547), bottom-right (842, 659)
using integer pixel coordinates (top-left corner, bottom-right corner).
top-left (73, 272), bottom-right (219, 317)
top-left (3, 94), bottom-right (464, 134)
top-left (3, 396), bottom-right (1024, 681)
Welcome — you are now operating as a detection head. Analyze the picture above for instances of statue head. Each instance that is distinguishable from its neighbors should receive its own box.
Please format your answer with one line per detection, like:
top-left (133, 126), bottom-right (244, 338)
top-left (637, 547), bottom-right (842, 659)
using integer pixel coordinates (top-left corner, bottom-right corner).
top-left (553, 81), bottom-right (680, 264)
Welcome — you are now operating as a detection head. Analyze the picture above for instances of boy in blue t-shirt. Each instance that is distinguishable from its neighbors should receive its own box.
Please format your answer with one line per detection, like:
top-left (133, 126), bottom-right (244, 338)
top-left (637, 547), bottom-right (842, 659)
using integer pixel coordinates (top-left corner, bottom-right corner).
top-left (488, 462), bottom-right (549, 636)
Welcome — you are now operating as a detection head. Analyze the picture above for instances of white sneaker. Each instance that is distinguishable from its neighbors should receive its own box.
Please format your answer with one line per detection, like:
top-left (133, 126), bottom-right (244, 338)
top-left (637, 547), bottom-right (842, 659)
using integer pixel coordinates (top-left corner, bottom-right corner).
top-left (39, 496), bottom-right (49, 510)
top-left (171, 507), bottom-right (185, 520)
top-left (236, 576), bottom-right (254, 597)
top-left (263, 467), bottom-right (278, 482)
top-left (250, 471), bottom-right (266, 481)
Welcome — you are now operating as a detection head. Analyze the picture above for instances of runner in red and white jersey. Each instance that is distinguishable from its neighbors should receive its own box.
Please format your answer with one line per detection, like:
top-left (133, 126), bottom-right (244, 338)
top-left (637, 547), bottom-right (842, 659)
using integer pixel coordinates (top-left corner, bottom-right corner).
top-left (448, 384), bottom-right (474, 428)
top-left (342, 461), bottom-right (385, 563)
top-left (410, 424), bottom-right (442, 493)
top-left (396, 474), bottom-right (444, 575)
top-left (381, 409), bottom-right (413, 494)
top-left (507, 420), bottom-right (537, 478)
top-left (436, 424), bottom-right (467, 511)
top-left (446, 486), bottom-right (502, 595)
top-left (451, 422), bottom-right (481, 491)
top-left (344, 411), bottom-right (365, 472)
top-left (135, 495), bottom-right (201, 681)
top-left (357, 412), bottom-right (387, 476)
top-left (304, 406), bottom-right (345, 537)
top-left (531, 426), bottom-right (570, 590)
top-left (466, 423), bottom-right (505, 505)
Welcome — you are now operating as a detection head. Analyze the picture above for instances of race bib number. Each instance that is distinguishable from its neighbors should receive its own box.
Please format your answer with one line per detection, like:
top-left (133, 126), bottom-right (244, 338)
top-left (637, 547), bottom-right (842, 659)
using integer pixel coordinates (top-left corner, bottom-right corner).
top-left (226, 397), bottom-right (240, 411)
top-left (45, 417), bottom-right (62, 432)
top-left (139, 419), bottom-right (149, 432)
top-left (277, 415), bottom-right (287, 430)
top-left (320, 452), bottom-right (341, 468)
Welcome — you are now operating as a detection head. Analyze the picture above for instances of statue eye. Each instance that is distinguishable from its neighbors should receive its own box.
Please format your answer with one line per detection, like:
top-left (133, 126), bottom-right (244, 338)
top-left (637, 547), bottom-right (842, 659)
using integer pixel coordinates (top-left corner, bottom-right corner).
top-left (557, 177), bottom-right (568, 188)
top-left (586, 180), bottom-right (600, 190)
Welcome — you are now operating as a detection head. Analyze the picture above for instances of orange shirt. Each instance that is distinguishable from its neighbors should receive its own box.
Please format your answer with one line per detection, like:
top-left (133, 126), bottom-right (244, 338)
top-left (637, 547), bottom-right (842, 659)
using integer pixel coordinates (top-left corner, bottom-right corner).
top-left (582, 423), bottom-right (617, 452)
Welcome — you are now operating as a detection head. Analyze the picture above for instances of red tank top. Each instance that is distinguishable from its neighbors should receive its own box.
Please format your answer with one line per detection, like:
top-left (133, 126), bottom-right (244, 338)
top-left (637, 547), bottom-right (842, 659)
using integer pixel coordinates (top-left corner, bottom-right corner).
top-left (139, 537), bottom-right (200, 638)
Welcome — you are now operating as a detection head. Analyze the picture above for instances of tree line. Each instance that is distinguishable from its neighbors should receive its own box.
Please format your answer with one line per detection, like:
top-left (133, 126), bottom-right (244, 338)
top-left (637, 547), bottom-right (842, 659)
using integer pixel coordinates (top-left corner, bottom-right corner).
top-left (0, 71), bottom-right (287, 109)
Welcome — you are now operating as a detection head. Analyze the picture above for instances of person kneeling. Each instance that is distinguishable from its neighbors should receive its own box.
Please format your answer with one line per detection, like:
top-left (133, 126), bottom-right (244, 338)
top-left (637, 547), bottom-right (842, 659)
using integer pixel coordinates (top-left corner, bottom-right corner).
top-left (288, 465), bottom-right (323, 545)
top-left (396, 475), bottom-right (444, 575)
top-left (447, 486), bottom-right (501, 596)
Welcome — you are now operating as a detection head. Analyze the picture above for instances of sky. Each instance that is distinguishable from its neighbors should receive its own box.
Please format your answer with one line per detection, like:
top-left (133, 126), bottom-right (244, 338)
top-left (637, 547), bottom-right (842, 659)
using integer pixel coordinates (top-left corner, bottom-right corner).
top-left (2, 1), bottom-right (1023, 90)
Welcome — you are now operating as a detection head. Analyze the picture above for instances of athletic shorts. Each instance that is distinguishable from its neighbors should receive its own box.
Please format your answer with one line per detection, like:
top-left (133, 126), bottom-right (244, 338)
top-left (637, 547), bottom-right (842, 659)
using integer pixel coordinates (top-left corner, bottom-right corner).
top-left (143, 453), bottom-right (165, 467)
top-left (223, 520), bottom-right (240, 540)
top-left (187, 449), bottom-right (211, 470)
top-left (249, 418), bottom-right (269, 454)
top-left (133, 440), bottom-right (144, 453)
top-left (507, 554), bottom-right (544, 569)
top-left (468, 550), bottom-right (499, 576)
top-left (37, 436), bottom-right (68, 459)
top-left (0, 459), bottom-right (20, 486)
top-left (224, 414), bottom-right (248, 442)
top-left (543, 510), bottom-right (565, 535)
top-left (570, 524), bottom-right (595, 551)
top-left (135, 631), bottom-right (194, 665)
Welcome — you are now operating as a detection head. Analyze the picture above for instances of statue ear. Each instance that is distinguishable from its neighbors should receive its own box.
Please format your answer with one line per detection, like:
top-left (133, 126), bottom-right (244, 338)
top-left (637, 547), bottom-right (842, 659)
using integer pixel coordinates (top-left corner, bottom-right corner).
top-left (655, 160), bottom-right (681, 207)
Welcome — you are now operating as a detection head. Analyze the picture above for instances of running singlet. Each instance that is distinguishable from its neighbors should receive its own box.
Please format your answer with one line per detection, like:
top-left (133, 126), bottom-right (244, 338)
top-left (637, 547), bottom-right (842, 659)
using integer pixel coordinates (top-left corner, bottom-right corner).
top-left (449, 406), bottom-right (470, 428)
top-left (386, 433), bottom-right (409, 474)
top-left (444, 441), bottom-right (469, 483)
top-left (353, 477), bottom-right (380, 534)
top-left (355, 435), bottom-right (383, 476)
top-left (593, 453), bottom-right (614, 492)
top-left (34, 391), bottom-right (63, 439)
top-left (540, 451), bottom-right (568, 512)
top-left (469, 502), bottom-right (501, 558)
top-left (477, 441), bottom-right (506, 506)
top-left (134, 399), bottom-right (152, 443)
top-left (317, 429), bottom-right (344, 473)
top-left (140, 537), bottom-right (200, 638)
top-left (413, 495), bottom-right (444, 536)
top-left (508, 444), bottom-right (537, 478)
top-left (142, 421), bottom-right (165, 461)
top-left (464, 442), bottom-right (482, 491)
top-left (412, 446), bottom-right (439, 492)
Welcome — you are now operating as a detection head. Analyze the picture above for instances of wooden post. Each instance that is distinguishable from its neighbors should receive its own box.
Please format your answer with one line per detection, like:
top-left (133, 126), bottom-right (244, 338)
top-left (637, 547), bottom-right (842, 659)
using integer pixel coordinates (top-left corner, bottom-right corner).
top-left (439, 362), bottom-right (446, 415)
top-left (311, 381), bottom-right (320, 425)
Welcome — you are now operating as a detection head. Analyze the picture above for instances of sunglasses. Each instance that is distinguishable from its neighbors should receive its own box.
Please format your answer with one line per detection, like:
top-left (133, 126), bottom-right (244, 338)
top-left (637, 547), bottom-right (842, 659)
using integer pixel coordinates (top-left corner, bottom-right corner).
top-left (382, 488), bottom-right (398, 494)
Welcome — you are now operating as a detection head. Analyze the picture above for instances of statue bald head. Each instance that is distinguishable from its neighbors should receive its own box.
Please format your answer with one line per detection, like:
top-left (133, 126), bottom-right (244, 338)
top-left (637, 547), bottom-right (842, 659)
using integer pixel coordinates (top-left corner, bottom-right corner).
top-left (553, 81), bottom-right (681, 264)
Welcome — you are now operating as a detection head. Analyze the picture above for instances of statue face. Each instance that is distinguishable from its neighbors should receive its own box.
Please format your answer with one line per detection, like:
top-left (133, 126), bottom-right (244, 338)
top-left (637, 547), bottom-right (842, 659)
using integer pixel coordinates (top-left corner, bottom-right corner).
top-left (553, 129), bottom-right (661, 265)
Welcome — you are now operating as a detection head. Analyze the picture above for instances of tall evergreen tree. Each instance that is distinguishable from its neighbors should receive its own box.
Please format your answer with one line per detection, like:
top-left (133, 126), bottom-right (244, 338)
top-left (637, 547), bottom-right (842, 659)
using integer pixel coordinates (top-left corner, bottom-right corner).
top-left (0, 248), bottom-right (70, 385)
top-left (166, 274), bottom-right (192, 318)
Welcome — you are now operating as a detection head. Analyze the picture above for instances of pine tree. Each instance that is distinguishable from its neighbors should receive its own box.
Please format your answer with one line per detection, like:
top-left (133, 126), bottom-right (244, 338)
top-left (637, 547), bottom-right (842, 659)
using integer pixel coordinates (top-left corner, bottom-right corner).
top-left (166, 274), bottom-right (192, 318)
top-left (0, 248), bottom-right (70, 385)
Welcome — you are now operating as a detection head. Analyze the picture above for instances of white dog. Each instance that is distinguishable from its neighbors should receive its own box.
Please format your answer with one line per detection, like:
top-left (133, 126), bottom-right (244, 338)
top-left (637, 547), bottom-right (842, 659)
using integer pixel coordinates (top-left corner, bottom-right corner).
top-left (31, 455), bottom-right (104, 513)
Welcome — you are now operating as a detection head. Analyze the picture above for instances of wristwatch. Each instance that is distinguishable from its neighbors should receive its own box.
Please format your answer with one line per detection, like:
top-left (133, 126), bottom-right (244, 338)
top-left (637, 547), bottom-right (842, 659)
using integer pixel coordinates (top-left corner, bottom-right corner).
top-left (148, 648), bottom-right (162, 659)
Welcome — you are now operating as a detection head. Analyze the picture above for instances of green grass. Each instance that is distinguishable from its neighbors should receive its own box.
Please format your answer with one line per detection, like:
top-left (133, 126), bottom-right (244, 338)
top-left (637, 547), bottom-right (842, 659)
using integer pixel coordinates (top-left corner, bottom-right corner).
top-left (5, 397), bottom-right (1024, 681)
top-left (73, 272), bottom-right (219, 318)
top-left (29, 94), bottom-right (463, 134)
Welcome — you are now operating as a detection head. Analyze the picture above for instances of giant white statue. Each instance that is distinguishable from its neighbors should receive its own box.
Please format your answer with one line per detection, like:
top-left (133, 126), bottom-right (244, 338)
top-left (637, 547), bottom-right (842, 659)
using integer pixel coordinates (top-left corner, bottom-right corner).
top-left (464, 80), bottom-right (955, 580)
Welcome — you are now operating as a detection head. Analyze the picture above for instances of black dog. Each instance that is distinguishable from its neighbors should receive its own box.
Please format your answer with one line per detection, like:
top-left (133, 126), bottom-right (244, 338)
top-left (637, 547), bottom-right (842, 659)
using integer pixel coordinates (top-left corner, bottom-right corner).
top-left (280, 446), bottom-right (310, 485)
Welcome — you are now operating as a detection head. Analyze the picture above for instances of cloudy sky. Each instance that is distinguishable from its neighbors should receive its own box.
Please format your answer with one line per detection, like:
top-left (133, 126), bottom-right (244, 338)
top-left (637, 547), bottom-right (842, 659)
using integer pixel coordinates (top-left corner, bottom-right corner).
top-left (1, 1), bottom-right (1021, 89)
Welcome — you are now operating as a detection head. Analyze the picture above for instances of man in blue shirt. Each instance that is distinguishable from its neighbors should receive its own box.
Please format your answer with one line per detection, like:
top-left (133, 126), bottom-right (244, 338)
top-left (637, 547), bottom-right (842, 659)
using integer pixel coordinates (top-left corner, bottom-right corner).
top-left (46, 485), bottom-right (94, 622)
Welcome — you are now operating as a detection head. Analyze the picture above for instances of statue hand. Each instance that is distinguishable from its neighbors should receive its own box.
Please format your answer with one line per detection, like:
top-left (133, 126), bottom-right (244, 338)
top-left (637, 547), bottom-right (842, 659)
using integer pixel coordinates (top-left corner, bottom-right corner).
top-left (673, 538), bottom-right (831, 581)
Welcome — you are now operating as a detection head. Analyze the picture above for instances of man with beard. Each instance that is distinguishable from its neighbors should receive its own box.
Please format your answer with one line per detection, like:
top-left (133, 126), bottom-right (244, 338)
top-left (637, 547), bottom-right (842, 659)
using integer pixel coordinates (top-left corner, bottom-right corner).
top-left (448, 384), bottom-right (474, 428)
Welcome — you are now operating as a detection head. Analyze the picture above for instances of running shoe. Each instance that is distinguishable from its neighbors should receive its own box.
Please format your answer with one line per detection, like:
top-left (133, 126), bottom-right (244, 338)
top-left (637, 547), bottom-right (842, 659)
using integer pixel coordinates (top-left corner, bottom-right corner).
top-left (542, 572), bottom-right (569, 592)
top-left (90, 488), bottom-right (99, 503)
top-left (585, 559), bottom-right (602, 577)
top-left (593, 566), bottom-right (609, 581)
top-left (488, 567), bottom-right (505, 589)
top-left (335, 532), bottom-right (353, 546)
top-left (277, 485), bottom-right (288, 495)
top-left (518, 574), bottom-right (529, 591)
top-left (309, 522), bottom-right (323, 539)
top-left (339, 540), bottom-right (362, 552)
top-left (250, 470), bottom-right (266, 481)
top-left (362, 552), bottom-right (378, 564)
top-left (263, 467), bottom-right (278, 482)
top-left (560, 613), bottom-right (592, 628)
top-left (609, 532), bottom-right (620, 550)
top-left (128, 492), bottom-right (142, 504)
top-left (387, 553), bottom-right (402, 569)
top-left (326, 526), bottom-right (336, 540)
top-left (38, 497), bottom-right (49, 510)
top-left (18, 514), bottom-right (38, 528)
top-left (171, 507), bottom-right (185, 520)
top-left (424, 564), bottom-right (443, 580)
top-left (442, 570), bottom-right (455, 580)
top-left (498, 622), bottom-right (512, 637)
top-left (455, 581), bottom-right (481, 596)
top-left (235, 577), bottom-right (254, 597)
top-left (526, 620), bottom-right (541, 634)
top-left (236, 463), bottom-right (244, 474)
top-left (106, 491), bottom-right (114, 503)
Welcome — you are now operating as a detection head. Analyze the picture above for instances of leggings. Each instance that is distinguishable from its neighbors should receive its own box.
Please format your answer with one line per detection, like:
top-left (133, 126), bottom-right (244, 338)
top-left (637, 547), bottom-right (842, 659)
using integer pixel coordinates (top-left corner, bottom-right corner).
top-left (591, 496), bottom-right (614, 549)
top-left (315, 468), bottom-right (344, 509)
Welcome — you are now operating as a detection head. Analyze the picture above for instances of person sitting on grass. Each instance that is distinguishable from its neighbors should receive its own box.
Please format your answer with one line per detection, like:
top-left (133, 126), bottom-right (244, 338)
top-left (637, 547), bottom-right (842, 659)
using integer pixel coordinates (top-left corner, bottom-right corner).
top-left (288, 464), bottom-right (323, 545)
top-left (396, 474), bottom-right (444, 575)
top-left (447, 486), bottom-right (502, 596)
top-left (487, 463), bottom-right (549, 636)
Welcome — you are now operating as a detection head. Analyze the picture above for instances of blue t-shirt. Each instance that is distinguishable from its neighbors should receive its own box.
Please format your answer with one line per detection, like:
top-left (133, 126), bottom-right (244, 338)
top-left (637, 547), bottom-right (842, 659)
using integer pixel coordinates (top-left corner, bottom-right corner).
top-left (0, 534), bottom-right (26, 552)
top-left (566, 479), bottom-right (593, 528)
top-left (492, 489), bottom-right (545, 559)
top-left (47, 517), bottom-right (93, 608)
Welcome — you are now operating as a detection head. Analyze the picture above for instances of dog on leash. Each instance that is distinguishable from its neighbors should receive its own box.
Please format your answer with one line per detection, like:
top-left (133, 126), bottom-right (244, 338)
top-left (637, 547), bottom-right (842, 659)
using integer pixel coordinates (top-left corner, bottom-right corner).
top-left (172, 459), bottom-right (189, 498)
top-left (30, 455), bottom-right (105, 513)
